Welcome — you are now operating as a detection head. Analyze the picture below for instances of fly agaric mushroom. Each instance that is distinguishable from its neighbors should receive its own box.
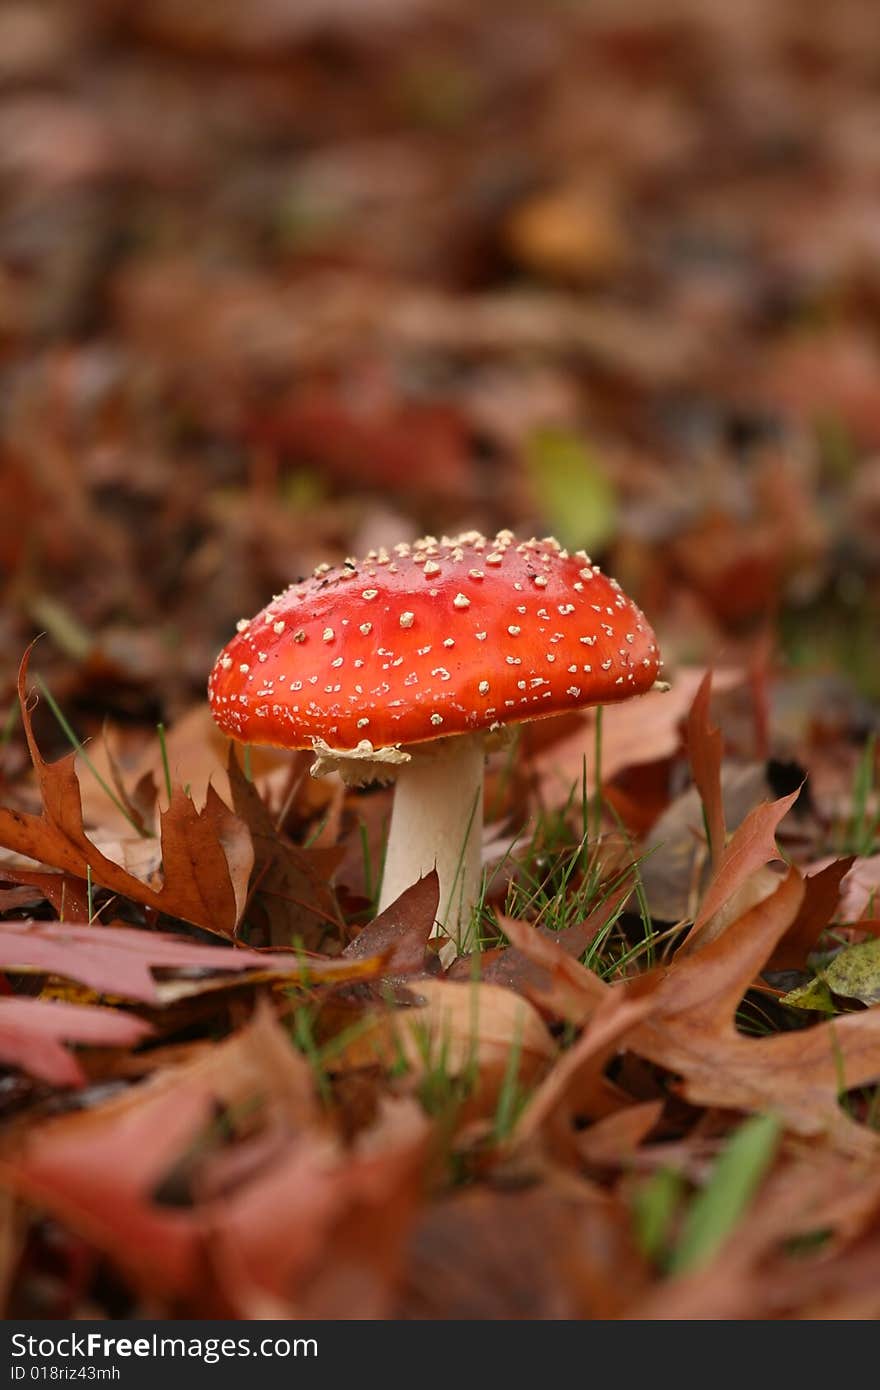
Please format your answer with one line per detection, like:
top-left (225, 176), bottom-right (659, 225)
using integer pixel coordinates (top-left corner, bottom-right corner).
top-left (208, 531), bottom-right (661, 953)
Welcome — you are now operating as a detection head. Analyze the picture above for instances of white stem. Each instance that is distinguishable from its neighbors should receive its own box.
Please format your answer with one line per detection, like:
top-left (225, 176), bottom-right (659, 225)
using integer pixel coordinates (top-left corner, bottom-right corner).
top-left (378, 732), bottom-right (485, 953)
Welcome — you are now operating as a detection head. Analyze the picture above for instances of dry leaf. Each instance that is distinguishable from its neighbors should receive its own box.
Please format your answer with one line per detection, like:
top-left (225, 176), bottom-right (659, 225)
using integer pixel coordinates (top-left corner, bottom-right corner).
top-left (0, 919), bottom-right (383, 1004)
top-left (685, 788), bottom-right (801, 949)
top-left (0, 997), bottom-right (152, 1087)
top-left (343, 870), bottom-right (439, 975)
top-left (0, 650), bottom-right (254, 937)
top-left (686, 670), bottom-right (725, 863)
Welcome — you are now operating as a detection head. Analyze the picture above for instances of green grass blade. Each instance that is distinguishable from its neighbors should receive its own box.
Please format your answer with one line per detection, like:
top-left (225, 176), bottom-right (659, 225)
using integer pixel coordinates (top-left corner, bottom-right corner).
top-left (669, 1112), bottom-right (781, 1274)
top-left (632, 1167), bottom-right (686, 1264)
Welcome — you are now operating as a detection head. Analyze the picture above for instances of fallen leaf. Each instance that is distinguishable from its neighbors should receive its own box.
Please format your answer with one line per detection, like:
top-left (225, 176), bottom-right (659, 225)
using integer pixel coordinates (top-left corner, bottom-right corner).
top-left (531, 666), bottom-right (743, 802)
top-left (1, 1080), bottom-right (210, 1292)
top-left (396, 1183), bottom-right (648, 1319)
top-left (640, 763), bottom-right (771, 923)
top-left (781, 977), bottom-right (836, 1014)
top-left (767, 856), bottom-right (855, 971)
top-left (685, 670), bottom-right (725, 863)
top-left (0, 1002), bottom-right (319, 1301)
top-left (577, 1100), bottom-right (665, 1167)
top-left (0, 649), bottom-right (254, 937)
top-left (343, 870), bottom-right (439, 975)
top-left (0, 870), bottom-right (90, 921)
top-left (685, 788), bottom-right (800, 948)
top-left (0, 919), bottom-right (383, 1004)
top-left (821, 937), bottom-right (880, 1006)
top-left (0, 997), bottom-right (152, 1086)
top-left (226, 750), bottom-right (343, 949)
top-left (512, 992), bottom-right (654, 1162)
top-left (839, 856), bottom-right (880, 922)
top-left (503, 872), bottom-right (880, 1153)
top-left (331, 976), bottom-right (556, 1119)
top-left (212, 1097), bottom-right (429, 1317)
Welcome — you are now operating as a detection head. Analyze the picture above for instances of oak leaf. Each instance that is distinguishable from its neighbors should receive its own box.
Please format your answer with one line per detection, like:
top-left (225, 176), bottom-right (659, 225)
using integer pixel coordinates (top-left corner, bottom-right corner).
top-left (502, 872), bottom-right (880, 1154)
top-left (0, 997), bottom-right (152, 1086)
top-left (0, 650), bottom-right (253, 937)
top-left (0, 919), bottom-right (385, 1004)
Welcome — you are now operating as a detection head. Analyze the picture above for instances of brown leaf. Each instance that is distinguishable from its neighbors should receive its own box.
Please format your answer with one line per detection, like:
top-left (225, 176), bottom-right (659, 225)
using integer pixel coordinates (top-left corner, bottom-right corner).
top-left (0, 870), bottom-right (90, 921)
top-left (639, 763), bottom-right (771, 924)
top-left (839, 855), bottom-right (880, 922)
top-left (1, 1080), bottom-right (210, 1292)
top-left (331, 977), bottom-right (556, 1120)
top-left (531, 666), bottom-right (743, 803)
top-left (0, 997), bottom-right (152, 1086)
top-left (343, 870), bottom-right (439, 975)
top-left (0, 650), bottom-right (254, 937)
top-left (211, 1097), bottom-right (430, 1317)
top-left (505, 872), bottom-right (880, 1153)
top-left (0, 1002), bottom-right (319, 1302)
top-left (578, 1100), bottom-right (665, 1167)
top-left (496, 913), bottom-right (607, 1022)
top-left (767, 856), bottom-right (856, 971)
top-left (685, 787), bottom-right (800, 949)
top-left (686, 670), bottom-right (725, 864)
top-left (396, 1183), bottom-right (649, 1319)
top-left (226, 749), bottom-right (342, 949)
top-left (629, 872), bottom-right (880, 1153)
top-left (512, 992), bottom-right (654, 1161)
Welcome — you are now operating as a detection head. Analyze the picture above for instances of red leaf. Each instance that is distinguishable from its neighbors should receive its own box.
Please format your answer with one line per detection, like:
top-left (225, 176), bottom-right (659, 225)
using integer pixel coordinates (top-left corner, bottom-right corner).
top-left (0, 919), bottom-right (388, 1003)
top-left (211, 1098), bottom-right (430, 1317)
top-left (0, 998), bottom-right (152, 1086)
top-left (0, 1003), bottom-right (317, 1299)
top-left (2, 1081), bottom-right (210, 1288)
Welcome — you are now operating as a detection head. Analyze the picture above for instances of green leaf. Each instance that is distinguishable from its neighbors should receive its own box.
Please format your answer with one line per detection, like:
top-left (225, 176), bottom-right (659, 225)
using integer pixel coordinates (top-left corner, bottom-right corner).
top-left (669, 1112), bottom-right (780, 1274)
top-left (821, 937), bottom-right (880, 1006)
top-left (781, 976), bottom-right (837, 1014)
top-left (524, 428), bottom-right (617, 553)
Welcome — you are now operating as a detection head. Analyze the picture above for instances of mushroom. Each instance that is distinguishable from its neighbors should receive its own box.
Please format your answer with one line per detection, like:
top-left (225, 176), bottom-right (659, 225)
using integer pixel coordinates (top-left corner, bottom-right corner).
top-left (208, 530), bottom-right (661, 953)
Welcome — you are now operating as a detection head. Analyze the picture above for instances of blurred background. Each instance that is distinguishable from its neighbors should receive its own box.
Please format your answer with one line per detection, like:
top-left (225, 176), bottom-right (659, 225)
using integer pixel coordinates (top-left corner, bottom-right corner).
top-left (1, 0), bottom-right (879, 757)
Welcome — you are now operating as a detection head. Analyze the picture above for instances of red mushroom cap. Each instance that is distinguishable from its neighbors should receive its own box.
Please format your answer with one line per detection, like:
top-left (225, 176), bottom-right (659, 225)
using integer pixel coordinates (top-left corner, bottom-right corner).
top-left (208, 530), bottom-right (661, 752)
